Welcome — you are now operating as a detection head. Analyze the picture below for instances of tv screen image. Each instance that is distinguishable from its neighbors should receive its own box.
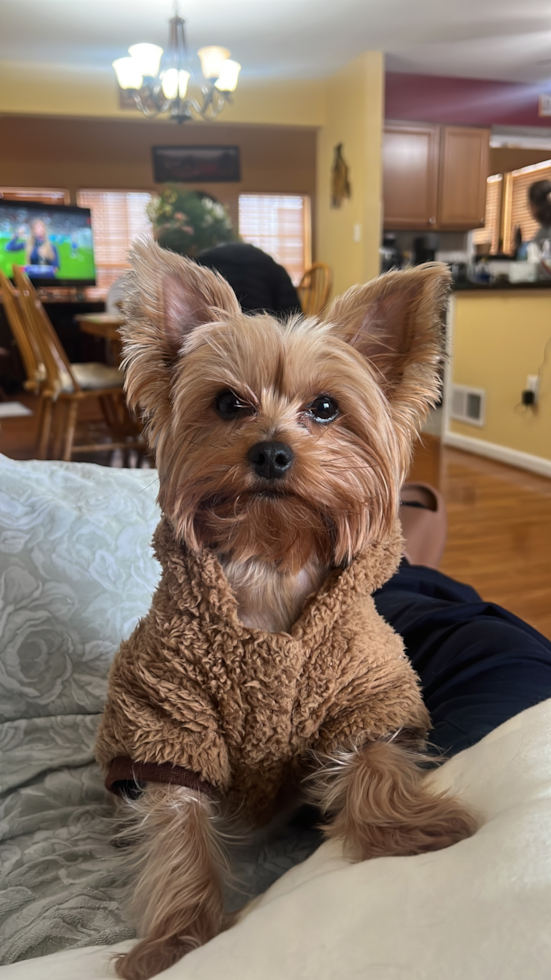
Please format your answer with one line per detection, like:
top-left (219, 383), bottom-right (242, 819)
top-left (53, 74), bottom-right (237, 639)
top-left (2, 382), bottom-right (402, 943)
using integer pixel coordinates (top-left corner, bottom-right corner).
top-left (0, 200), bottom-right (96, 287)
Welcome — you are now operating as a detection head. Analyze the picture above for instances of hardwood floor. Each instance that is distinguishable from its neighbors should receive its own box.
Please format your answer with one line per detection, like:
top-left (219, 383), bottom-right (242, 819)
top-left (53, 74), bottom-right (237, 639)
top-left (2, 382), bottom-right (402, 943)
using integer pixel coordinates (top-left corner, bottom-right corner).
top-left (1, 398), bottom-right (550, 638)
top-left (409, 435), bottom-right (551, 640)
top-left (0, 392), bottom-right (105, 460)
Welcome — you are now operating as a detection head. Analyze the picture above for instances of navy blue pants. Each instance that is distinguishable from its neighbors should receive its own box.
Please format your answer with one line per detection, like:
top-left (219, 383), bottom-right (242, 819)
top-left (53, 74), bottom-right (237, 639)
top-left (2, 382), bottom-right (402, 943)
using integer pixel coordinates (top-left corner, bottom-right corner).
top-left (374, 562), bottom-right (551, 757)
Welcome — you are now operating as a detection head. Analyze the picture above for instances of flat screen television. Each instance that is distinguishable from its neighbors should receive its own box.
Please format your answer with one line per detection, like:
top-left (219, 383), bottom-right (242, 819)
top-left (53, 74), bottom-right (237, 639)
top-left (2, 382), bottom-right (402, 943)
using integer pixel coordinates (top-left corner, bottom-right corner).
top-left (0, 200), bottom-right (96, 287)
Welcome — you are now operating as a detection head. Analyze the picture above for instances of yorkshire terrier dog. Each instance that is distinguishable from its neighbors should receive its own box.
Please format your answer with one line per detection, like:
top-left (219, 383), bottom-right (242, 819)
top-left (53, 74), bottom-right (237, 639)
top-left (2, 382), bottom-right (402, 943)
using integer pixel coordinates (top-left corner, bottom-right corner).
top-left (96, 240), bottom-right (476, 980)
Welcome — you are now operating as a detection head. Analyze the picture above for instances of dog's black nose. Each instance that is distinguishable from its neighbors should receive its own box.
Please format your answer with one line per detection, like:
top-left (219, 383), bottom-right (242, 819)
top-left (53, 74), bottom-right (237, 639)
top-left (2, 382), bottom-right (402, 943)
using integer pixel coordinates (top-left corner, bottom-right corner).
top-left (247, 441), bottom-right (294, 481)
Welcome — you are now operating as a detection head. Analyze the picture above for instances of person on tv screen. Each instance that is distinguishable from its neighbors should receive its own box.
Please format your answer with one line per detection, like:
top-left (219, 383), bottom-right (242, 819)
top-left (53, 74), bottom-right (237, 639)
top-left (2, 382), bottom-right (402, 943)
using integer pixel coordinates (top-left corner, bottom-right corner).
top-left (5, 226), bottom-right (27, 252)
top-left (26, 219), bottom-right (59, 276)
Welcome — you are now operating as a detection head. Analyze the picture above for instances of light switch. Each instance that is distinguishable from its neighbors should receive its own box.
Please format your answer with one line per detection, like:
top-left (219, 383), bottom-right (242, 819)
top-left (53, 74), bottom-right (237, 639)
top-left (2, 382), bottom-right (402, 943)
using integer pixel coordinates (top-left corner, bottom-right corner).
top-left (353, 223), bottom-right (361, 242)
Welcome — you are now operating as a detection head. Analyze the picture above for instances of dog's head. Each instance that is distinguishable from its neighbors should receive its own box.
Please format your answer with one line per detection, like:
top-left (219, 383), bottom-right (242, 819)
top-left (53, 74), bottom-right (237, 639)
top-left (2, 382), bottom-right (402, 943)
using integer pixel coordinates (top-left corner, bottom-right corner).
top-left (121, 240), bottom-right (450, 570)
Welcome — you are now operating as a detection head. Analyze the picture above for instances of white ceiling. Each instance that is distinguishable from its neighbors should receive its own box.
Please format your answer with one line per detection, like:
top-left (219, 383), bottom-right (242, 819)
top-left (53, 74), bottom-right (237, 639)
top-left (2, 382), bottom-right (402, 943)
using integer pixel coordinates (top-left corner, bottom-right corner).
top-left (3, 0), bottom-right (551, 85)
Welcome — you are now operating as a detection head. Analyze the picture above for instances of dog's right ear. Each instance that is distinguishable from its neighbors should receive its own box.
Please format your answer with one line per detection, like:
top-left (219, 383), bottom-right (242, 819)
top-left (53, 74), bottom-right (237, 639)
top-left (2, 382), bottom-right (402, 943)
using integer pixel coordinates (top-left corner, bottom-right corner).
top-left (327, 263), bottom-right (450, 439)
top-left (120, 238), bottom-right (240, 423)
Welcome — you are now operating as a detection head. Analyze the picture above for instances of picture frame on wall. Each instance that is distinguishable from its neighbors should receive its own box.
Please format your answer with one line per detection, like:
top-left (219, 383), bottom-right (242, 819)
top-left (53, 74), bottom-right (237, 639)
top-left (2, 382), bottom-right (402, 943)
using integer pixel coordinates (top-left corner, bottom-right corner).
top-left (152, 145), bottom-right (241, 183)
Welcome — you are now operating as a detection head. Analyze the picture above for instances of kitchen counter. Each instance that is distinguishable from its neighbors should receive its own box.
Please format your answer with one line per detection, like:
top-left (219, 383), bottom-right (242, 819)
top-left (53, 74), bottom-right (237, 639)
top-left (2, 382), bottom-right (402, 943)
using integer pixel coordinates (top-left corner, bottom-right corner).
top-left (452, 279), bottom-right (551, 291)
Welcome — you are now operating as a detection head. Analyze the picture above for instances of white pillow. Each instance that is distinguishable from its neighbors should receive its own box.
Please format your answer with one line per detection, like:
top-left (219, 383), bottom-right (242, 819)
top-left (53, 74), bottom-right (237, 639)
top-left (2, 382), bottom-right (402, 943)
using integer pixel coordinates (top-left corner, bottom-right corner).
top-left (0, 454), bottom-right (160, 722)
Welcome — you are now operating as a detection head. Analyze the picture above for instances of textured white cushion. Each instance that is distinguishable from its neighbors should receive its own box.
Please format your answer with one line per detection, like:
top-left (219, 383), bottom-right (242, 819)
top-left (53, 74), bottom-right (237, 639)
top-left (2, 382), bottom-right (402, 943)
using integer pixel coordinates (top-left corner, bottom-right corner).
top-left (0, 454), bottom-right (159, 724)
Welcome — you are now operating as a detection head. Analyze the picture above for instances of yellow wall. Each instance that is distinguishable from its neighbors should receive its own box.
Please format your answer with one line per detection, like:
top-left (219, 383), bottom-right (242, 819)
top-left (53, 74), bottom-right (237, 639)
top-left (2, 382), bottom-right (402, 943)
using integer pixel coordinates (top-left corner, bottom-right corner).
top-left (0, 61), bottom-right (326, 127)
top-left (316, 51), bottom-right (384, 298)
top-left (450, 291), bottom-right (551, 462)
top-left (0, 52), bottom-right (384, 297)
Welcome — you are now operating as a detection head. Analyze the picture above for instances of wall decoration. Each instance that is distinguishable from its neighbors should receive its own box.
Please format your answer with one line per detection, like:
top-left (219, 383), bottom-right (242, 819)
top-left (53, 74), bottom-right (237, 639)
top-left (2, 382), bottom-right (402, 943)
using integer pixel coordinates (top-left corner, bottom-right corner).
top-left (331, 143), bottom-right (351, 208)
top-left (152, 145), bottom-right (241, 183)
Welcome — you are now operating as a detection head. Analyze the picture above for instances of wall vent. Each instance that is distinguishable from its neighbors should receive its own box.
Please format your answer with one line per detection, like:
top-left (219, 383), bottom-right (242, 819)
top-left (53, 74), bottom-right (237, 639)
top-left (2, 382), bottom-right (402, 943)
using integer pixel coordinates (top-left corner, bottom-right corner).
top-left (450, 385), bottom-right (486, 426)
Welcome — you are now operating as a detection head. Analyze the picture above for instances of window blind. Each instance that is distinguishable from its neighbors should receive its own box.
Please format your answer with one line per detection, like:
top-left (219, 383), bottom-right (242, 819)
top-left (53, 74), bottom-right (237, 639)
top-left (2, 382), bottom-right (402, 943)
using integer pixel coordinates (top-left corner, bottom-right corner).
top-left (238, 194), bottom-right (311, 286)
top-left (472, 174), bottom-right (502, 254)
top-left (76, 190), bottom-right (152, 291)
top-left (0, 188), bottom-right (68, 204)
top-left (502, 160), bottom-right (551, 254)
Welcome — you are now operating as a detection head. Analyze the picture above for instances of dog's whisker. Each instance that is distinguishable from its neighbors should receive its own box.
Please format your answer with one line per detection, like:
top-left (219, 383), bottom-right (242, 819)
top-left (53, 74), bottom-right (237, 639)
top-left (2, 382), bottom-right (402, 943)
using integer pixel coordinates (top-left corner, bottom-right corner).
top-left (138, 479), bottom-right (160, 494)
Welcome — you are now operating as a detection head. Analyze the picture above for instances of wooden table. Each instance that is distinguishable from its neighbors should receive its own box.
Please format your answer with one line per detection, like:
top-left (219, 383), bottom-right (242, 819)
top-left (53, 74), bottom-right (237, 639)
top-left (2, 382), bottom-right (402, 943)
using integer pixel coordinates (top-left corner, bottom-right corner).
top-left (76, 313), bottom-right (124, 365)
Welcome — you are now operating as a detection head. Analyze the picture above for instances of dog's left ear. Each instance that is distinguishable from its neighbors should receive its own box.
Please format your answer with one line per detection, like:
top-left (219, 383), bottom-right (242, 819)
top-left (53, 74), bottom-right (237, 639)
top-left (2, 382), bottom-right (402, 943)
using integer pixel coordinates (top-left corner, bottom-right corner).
top-left (328, 262), bottom-right (451, 432)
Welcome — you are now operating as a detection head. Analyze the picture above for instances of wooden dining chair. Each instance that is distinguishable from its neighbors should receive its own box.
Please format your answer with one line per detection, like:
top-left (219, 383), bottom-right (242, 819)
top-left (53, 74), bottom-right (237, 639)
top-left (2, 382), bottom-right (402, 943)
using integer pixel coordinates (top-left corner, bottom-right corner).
top-left (0, 269), bottom-right (51, 438)
top-left (13, 267), bottom-right (142, 462)
top-left (0, 351), bottom-right (10, 401)
top-left (297, 263), bottom-right (332, 316)
top-left (0, 270), bottom-right (45, 393)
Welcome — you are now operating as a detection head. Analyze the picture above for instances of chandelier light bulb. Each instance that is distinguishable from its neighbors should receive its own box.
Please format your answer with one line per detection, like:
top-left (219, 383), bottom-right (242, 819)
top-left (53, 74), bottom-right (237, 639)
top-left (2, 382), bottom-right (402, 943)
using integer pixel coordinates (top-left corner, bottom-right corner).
top-left (128, 43), bottom-right (164, 78)
top-left (198, 46), bottom-right (230, 79)
top-left (162, 68), bottom-right (190, 100)
top-left (161, 68), bottom-right (178, 99)
top-left (214, 59), bottom-right (241, 92)
top-left (112, 57), bottom-right (143, 90)
top-left (178, 70), bottom-right (191, 98)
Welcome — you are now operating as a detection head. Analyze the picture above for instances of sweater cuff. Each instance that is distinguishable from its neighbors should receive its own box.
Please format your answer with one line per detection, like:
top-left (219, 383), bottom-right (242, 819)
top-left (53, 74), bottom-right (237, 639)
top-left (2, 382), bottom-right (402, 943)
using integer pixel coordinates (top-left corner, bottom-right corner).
top-left (105, 756), bottom-right (219, 801)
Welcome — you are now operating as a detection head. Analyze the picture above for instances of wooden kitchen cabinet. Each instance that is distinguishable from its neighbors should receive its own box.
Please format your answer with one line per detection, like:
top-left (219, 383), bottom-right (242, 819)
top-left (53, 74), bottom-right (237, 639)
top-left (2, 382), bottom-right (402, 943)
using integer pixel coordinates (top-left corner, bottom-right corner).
top-left (383, 122), bottom-right (490, 231)
top-left (383, 122), bottom-right (440, 229)
top-left (437, 126), bottom-right (490, 229)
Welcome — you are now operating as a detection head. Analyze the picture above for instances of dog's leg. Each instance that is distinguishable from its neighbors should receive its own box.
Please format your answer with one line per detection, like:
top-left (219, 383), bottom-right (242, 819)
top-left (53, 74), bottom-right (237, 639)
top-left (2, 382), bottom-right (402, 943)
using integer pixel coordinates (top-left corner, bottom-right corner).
top-left (114, 785), bottom-right (229, 980)
top-left (310, 739), bottom-right (477, 860)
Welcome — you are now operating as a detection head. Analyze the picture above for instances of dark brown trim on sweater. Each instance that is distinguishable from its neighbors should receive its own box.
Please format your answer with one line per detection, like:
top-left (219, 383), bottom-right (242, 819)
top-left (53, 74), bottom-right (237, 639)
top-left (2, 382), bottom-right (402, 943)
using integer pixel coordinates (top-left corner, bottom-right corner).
top-left (105, 756), bottom-right (218, 800)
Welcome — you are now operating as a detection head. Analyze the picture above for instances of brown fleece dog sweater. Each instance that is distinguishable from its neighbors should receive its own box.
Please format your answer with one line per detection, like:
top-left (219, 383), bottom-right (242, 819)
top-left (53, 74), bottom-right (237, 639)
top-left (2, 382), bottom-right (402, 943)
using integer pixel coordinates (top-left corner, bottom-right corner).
top-left (95, 517), bottom-right (430, 824)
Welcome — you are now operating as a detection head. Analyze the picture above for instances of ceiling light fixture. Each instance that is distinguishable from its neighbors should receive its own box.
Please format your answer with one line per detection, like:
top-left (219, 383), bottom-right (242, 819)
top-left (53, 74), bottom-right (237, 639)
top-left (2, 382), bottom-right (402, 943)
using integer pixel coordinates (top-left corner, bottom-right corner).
top-left (112, 3), bottom-right (241, 123)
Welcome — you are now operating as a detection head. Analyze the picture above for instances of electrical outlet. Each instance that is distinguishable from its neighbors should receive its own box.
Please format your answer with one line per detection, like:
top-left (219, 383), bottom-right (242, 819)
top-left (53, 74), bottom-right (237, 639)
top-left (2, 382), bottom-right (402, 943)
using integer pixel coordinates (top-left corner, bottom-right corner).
top-left (526, 375), bottom-right (539, 404)
top-left (522, 374), bottom-right (539, 407)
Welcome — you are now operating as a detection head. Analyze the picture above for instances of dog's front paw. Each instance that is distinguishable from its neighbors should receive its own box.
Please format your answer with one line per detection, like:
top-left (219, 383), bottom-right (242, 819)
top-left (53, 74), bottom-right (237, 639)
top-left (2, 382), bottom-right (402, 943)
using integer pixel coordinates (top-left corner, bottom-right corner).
top-left (114, 921), bottom-right (216, 980)
top-left (312, 739), bottom-right (477, 861)
top-left (343, 792), bottom-right (477, 860)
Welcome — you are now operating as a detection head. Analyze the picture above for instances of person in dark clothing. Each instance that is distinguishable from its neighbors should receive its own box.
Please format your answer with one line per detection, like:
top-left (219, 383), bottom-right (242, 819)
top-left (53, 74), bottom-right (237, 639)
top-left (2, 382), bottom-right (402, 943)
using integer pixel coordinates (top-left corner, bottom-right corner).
top-left (5, 226), bottom-right (27, 252)
top-left (374, 561), bottom-right (551, 758)
top-left (196, 241), bottom-right (302, 318)
top-left (381, 490), bottom-right (551, 759)
top-left (528, 179), bottom-right (551, 245)
top-left (151, 189), bottom-right (301, 318)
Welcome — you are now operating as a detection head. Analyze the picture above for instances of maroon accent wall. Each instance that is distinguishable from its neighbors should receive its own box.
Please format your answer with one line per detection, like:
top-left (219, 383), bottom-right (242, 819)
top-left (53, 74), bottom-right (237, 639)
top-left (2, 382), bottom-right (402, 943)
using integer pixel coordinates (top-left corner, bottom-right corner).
top-left (385, 72), bottom-right (551, 128)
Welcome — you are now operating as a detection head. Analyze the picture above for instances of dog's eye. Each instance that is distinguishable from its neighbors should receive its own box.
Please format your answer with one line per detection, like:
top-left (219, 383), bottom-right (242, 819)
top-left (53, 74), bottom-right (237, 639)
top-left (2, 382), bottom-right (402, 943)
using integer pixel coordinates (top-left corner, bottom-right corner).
top-left (308, 395), bottom-right (339, 423)
top-left (215, 390), bottom-right (249, 420)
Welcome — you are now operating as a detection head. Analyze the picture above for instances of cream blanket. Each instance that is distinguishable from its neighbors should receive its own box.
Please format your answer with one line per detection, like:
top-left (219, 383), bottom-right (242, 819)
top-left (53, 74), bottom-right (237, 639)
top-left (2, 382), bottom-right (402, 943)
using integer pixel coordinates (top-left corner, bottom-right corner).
top-left (3, 698), bottom-right (550, 980)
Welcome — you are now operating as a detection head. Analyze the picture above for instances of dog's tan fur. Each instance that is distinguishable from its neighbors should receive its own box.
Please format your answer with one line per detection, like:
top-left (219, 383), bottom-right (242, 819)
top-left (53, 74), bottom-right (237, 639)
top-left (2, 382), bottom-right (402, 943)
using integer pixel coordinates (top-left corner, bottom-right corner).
top-left (309, 739), bottom-right (475, 859)
top-left (96, 240), bottom-right (476, 979)
top-left (113, 786), bottom-right (228, 980)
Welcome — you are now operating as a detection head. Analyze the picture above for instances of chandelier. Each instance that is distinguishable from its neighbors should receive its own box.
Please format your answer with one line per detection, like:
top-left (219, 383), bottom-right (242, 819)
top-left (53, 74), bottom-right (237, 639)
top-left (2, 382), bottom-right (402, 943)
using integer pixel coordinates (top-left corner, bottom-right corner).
top-left (112, 4), bottom-right (241, 123)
